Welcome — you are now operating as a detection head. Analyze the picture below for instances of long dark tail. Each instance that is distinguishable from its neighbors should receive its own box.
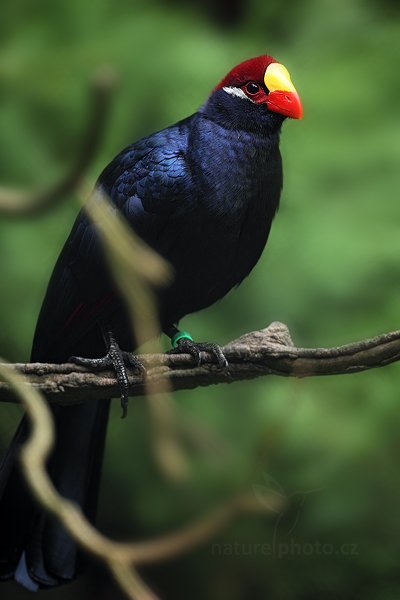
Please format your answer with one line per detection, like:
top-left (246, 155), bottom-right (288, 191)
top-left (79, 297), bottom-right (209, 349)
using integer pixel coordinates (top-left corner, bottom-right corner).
top-left (0, 399), bottom-right (110, 589)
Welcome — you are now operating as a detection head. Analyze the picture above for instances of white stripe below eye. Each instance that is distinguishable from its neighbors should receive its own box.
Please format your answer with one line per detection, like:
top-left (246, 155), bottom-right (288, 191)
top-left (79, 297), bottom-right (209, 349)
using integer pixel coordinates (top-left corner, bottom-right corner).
top-left (222, 86), bottom-right (254, 102)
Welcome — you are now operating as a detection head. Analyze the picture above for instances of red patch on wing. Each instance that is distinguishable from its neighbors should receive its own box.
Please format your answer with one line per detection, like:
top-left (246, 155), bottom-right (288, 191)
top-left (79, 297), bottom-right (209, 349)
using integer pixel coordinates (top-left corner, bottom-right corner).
top-left (61, 293), bottom-right (115, 333)
top-left (215, 55), bottom-right (277, 90)
top-left (63, 302), bottom-right (85, 330)
top-left (86, 293), bottom-right (114, 320)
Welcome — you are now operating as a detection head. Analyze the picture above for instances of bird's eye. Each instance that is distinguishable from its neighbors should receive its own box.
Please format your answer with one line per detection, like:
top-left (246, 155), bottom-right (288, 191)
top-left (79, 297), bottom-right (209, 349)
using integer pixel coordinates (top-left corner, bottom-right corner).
top-left (245, 82), bottom-right (260, 95)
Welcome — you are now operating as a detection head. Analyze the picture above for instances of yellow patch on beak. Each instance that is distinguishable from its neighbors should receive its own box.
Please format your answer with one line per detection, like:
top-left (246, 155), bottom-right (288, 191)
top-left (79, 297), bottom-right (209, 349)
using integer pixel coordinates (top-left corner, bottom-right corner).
top-left (264, 63), bottom-right (298, 94)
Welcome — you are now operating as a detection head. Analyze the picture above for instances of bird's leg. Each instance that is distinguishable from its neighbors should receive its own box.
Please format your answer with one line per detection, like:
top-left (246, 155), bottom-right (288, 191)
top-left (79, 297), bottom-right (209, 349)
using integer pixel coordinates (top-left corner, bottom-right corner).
top-left (69, 330), bottom-right (145, 418)
top-left (164, 325), bottom-right (228, 369)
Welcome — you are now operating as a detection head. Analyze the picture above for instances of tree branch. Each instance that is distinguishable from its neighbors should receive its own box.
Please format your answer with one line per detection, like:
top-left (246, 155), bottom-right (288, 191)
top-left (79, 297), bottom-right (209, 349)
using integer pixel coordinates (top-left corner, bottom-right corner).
top-left (1, 322), bottom-right (399, 404)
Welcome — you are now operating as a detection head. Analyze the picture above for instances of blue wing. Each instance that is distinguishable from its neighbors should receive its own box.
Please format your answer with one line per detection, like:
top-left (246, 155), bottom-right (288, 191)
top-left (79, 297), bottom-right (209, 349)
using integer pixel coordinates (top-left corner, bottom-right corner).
top-left (31, 118), bottom-right (195, 360)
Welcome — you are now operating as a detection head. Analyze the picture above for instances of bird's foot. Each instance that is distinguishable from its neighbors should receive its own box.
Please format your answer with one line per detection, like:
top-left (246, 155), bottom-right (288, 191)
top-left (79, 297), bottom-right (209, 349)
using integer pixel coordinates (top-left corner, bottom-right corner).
top-left (69, 331), bottom-right (145, 418)
top-left (167, 330), bottom-right (228, 369)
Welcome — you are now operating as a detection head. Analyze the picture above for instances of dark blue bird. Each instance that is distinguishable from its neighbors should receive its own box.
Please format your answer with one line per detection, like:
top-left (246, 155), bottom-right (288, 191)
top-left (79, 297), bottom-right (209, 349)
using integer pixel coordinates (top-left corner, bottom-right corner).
top-left (0, 54), bottom-right (302, 589)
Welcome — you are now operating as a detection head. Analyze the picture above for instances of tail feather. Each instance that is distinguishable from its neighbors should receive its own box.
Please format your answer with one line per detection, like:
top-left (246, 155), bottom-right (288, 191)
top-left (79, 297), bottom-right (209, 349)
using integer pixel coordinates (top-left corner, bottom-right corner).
top-left (0, 418), bottom-right (33, 580)
top-left (0, 399), bottom-right (110, 589)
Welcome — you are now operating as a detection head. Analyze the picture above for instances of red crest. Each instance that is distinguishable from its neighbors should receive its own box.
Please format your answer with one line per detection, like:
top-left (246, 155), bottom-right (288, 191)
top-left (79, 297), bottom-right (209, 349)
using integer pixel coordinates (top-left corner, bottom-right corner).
top-left (215, 55), bottom-right (277, 90)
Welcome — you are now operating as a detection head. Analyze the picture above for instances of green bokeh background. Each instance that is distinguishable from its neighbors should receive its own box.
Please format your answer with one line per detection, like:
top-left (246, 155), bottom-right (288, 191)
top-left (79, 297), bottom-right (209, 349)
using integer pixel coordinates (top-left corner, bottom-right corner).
top-left (1, 0), bottom-right (400, 598)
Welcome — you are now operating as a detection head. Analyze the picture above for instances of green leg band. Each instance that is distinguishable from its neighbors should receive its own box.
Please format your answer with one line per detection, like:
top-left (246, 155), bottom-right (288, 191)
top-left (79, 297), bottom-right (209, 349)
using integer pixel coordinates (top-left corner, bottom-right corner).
top-left (171, 331), bottom-right (193, 349)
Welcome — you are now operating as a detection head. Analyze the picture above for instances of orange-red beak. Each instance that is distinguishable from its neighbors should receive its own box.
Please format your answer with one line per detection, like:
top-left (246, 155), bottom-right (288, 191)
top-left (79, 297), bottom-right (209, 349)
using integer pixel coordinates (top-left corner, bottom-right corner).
top-left (264, 62), bottom-right (303, 119)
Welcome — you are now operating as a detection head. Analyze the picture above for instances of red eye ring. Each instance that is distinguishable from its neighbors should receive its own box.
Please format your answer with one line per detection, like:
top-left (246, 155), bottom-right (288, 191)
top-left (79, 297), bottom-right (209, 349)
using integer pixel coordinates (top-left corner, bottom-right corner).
top-left (245, 82), bottom-right (260, 95)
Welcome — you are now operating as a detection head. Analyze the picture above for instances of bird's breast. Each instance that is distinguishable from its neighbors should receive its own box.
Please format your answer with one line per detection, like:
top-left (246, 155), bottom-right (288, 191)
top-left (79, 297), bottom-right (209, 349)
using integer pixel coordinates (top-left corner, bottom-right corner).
top-left (161, 122), bottom-right (282, 322)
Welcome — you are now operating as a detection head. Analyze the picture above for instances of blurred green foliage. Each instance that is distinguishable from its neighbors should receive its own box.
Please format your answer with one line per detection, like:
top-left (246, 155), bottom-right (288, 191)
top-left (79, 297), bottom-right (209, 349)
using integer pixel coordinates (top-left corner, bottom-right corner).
top-left (1, 0), bottom-right (400, 598)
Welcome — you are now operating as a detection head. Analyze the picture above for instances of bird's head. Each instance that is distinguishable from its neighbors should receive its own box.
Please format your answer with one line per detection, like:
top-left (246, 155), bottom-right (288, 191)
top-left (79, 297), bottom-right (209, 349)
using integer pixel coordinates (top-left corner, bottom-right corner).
top-left (203, 55), bottom-right (302, 133)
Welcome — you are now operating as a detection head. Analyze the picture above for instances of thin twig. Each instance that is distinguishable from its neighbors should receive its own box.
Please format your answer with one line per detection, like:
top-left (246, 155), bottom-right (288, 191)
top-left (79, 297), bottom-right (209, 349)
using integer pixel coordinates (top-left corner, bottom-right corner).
top-left (0, 67), bottom-right (117, 217)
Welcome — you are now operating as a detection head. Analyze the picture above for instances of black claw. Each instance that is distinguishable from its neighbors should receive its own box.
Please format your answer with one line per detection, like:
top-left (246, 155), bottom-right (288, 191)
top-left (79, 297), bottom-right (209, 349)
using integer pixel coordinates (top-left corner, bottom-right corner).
top-left (205, 343), bottom-right (229, 369)
top-left (168, 339), bottom-right (228, 370)
top-left (169, 339), bottom-right (201, 366)
top-left (125, 352), bottom-right (146, 374)
top-left (120, 394), bottom-right (129, 419)
top-left (69, 331), bottom-right (145, 418)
